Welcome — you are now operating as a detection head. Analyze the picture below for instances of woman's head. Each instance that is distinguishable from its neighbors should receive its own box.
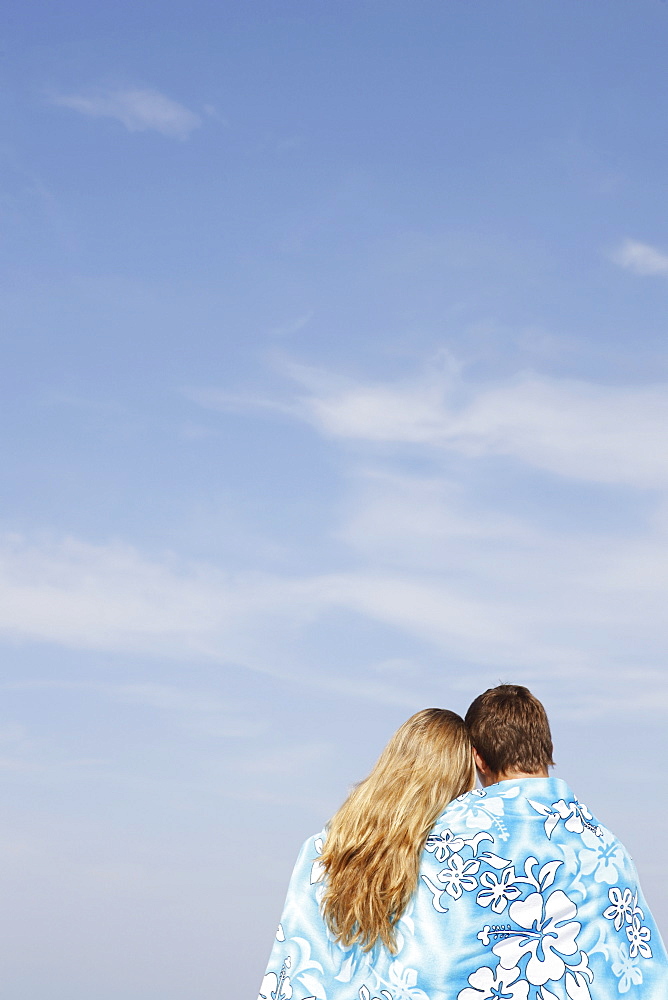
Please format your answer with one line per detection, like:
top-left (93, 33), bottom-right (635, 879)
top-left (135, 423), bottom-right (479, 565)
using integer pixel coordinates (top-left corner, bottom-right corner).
top-left (319, 708), bottom-right (474, 954)
top-left (360, 709), bottom-right (474, 832)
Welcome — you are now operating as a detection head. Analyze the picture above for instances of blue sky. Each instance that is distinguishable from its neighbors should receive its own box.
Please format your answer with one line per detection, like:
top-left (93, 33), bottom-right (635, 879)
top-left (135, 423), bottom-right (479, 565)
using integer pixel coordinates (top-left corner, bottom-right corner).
top-left (3, 1), bottom-right (668, 996)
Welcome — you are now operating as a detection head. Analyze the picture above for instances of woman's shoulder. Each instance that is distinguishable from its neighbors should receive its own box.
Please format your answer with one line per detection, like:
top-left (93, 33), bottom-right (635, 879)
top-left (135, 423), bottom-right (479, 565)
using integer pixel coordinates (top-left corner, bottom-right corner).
top-left (290, 829), bottom-right (328, 882)
top-left (297, 828), bottom-right (326, 851)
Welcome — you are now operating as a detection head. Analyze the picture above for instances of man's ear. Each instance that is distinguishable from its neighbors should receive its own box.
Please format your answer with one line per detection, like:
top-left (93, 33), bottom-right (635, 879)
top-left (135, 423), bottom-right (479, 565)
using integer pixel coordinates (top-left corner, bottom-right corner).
top-left (472, 748), bottom-right (490, 775)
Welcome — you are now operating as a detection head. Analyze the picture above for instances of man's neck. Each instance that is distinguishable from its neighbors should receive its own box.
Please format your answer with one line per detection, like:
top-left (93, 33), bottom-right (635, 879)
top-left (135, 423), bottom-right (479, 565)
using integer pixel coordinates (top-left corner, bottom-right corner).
top-left (479, 768), bottom-right (549, 788)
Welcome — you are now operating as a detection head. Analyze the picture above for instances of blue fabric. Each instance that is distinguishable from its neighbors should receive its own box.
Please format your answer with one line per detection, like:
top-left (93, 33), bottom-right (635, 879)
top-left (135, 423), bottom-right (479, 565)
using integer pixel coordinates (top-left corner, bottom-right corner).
top-left (258, 777), bottom-right (668, 1000)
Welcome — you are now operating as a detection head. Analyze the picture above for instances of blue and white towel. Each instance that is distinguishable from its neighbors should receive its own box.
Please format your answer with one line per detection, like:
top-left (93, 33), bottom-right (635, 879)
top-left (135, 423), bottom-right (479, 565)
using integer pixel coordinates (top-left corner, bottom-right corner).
top-left (258, 777), bottom-right (668, 999)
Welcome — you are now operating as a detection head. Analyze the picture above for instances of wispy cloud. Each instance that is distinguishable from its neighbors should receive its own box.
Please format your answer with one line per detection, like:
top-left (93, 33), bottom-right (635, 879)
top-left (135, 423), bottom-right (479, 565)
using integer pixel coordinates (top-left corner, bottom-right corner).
top-left (0, 534), bottom-right (323, 667)
top-left (50, 87), bottom-right (202, 139)
top-left (199, 361), bottom-right (668, 489)
top-left (611, 238), bottom-right (668, 277)
top-left (2, 501), bottom-right (668, 717)
top-left (177, 357), bottom-right (668, 716)
top-left (268, 311), bottom-right (314, 337)
top-left (182, 385), bottom-right (299, 418)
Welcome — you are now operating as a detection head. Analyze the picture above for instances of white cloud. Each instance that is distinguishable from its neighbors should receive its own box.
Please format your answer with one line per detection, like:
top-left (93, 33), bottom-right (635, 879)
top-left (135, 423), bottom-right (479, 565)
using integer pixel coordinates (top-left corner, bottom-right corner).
top-left (51, 87), bottom-right (202, 139)
top-left (333, 470), bottom-right (668, 718)
top-left (182, 358), bottom-right (668, 714)
top-left (0, 534), bottom-right (323, 666)
top-left (2, 513), bottom-right (668, 718)
top-left (0, 532), bottom-right (508, 661)
top-left (274, 363), bottom-right (668, 489)
top-left (611, 238), bottom-right (668, 277)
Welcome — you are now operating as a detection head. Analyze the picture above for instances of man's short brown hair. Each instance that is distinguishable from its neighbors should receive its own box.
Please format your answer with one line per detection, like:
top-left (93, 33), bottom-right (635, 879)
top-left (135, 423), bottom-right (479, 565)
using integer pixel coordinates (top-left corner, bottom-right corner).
top-left (465, 684), bottom-right (554, 776)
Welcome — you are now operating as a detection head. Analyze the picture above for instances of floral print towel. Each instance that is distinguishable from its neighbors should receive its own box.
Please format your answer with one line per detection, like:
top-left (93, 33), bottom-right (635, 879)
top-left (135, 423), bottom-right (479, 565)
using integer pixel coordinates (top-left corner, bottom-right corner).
top-left (258, 777), bottom-right (668, 1000)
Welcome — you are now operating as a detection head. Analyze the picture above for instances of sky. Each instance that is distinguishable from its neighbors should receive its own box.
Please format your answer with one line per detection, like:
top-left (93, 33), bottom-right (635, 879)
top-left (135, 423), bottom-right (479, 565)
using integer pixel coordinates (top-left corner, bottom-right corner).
top-left (2, 1), bottom-right (668, 996)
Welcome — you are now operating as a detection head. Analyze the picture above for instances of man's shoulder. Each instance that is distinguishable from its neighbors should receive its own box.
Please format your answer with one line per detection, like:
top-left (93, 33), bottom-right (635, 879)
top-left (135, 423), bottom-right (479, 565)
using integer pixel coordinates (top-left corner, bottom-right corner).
top-left (427, 778), bottom-right (631, 876)
top-left (437, 781), bottom-right (531, 822)
top-left (431, 777), bottom-right (623, 847)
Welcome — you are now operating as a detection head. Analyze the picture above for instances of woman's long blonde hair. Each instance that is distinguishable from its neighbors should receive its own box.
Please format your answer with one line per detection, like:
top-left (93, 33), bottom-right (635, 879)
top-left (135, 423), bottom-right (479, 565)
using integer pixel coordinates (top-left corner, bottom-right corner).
top-left (319, 708), bottom-right (474, 954)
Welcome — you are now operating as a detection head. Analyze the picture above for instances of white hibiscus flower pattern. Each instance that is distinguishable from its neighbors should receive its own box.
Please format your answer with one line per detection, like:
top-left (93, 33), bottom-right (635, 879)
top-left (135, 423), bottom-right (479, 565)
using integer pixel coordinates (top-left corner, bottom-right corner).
top-left (604, 887), bottom-right (635, 931)
top-left (357, 962), bottom-right (429, 1000)
top-left (466, 883), bottom-right (594, 998)
top-left (424, 829), bottom-right (466, 863)
top-left (604, 884), bottom-right (653, 962)
top-left (458, 964), bottom-right (529, 1000)
top-left (578, 828), bottom-right (623, 885)
top-left (611, 942), bottom-right (643, 993)
top-left (476, 866), bottom-right (522, 913)
top-left (528, 797), bottom-right (601, 841)
top-left (438, 853), bottom-right (481, 899)
top-left (448, 788), bottom-right (511, 841)
top-left (489, 889), bottom-right (581, 985)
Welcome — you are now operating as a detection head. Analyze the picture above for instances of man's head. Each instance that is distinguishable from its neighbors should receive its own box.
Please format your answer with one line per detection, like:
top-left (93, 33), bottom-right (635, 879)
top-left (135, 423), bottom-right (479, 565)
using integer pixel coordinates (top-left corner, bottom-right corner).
top-left (465, 684), bottom-right (554, 785)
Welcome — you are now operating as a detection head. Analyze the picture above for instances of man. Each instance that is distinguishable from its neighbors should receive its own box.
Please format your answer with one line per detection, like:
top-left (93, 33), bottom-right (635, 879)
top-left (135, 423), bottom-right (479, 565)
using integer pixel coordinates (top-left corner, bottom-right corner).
top-left (439, 683), bottom-right (668, 999)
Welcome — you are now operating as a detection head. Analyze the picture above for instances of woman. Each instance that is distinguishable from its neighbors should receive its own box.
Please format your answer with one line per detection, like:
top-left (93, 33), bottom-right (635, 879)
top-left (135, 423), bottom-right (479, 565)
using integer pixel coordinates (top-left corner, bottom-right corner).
top-left (258, 709), bottom-right (475, 1000)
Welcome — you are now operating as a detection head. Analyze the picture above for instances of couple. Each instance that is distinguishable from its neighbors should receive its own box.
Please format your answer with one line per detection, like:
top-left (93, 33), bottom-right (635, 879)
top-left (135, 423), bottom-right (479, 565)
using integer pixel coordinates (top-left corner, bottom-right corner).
top-left (259, 685), bottom-right (667, 999)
